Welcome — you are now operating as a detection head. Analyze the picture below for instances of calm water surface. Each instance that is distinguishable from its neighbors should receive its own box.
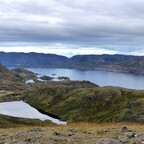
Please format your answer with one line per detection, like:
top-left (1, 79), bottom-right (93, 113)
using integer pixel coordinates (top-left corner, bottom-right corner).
top-left (27, 68), bottom-right (144, 90)
top-left (0, 101), bottom-right (66, 124)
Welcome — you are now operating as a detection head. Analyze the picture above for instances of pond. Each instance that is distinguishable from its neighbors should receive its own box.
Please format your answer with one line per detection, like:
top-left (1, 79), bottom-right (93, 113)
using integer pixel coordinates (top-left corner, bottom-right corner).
top-left (0, 101), bottom-right (66, 125)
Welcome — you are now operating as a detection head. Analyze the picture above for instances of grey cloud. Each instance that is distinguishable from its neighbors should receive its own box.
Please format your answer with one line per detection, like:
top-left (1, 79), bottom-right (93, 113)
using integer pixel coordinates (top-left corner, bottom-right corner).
top-left (1, 0), bottom-right (144, 54)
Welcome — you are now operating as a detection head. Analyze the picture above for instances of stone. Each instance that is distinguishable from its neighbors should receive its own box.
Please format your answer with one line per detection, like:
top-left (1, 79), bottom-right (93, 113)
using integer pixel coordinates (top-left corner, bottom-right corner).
top-left (124, 132), bottom-right (135, 138)
top-left (53, 131), bottom-right (63, 136)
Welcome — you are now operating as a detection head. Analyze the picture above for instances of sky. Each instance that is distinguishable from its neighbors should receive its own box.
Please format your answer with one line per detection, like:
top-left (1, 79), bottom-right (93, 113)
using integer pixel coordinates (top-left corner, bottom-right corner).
top-left (1, 0), bottom-right (144, 57)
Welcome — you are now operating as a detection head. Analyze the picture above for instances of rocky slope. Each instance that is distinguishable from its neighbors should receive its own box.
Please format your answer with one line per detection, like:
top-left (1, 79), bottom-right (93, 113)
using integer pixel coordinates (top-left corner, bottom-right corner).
top-left (11, 68), bottom-right (37, 81)
top-left (1, 124), bottom-right (144, 144)
top-left (0, 64), bottom-right (35, 90)
top-left (0, 64), bottom-right (27, 90)
top-left (0, 64), bottom-right (19, 82)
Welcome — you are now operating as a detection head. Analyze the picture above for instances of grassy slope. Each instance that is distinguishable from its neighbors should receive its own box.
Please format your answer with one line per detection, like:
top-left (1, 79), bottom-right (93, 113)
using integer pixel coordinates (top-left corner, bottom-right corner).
top-left (0, 90), bottom-right (53, 128)
top-left (0, 81), bottom-right (97, 127)
top-left (1, 80), bottom-right (144, 126)
top-left (24, 82), bottom-right (144, 123)
top-left (0, 111), bottom-right (51, 128)
top-left (0, 114), bottom-right (53, 128)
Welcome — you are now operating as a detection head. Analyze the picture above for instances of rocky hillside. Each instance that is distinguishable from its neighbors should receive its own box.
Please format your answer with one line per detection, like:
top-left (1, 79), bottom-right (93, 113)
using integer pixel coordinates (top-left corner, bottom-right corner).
top-left (0, 64), bottom-right (34, 90)
top-left (11, 68), bottom-right (37, 80)
top-left (0, 64), bottom-right (19, 82)
top-left (1, 124), bottom-right (144, 144)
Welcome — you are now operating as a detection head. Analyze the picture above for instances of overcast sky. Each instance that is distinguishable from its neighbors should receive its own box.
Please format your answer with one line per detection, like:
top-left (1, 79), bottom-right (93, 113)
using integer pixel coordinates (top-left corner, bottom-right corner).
top-left (1, 0), bottom-right (144, 57)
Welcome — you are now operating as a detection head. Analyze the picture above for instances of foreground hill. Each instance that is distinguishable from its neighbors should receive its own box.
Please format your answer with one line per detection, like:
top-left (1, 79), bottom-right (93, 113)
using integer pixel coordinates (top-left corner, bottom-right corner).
top-left (22, 81), bottom-right (144, 123)
top-left (0, 52), bottom-right (144, 74)
top-left (1, 80), bottom-right (144, 144)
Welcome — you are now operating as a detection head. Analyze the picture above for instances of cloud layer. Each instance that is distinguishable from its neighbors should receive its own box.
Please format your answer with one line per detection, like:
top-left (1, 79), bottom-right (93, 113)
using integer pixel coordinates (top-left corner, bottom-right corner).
top-left (0, 0), bottom-right (144, 56)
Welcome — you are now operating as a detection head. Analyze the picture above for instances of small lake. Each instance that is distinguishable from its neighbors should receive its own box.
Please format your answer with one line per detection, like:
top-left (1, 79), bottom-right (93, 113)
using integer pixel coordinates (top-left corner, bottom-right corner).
top-left (27, 68), bottom-right (144, 90)
top-left (0, 101), bottom-right (66, 125)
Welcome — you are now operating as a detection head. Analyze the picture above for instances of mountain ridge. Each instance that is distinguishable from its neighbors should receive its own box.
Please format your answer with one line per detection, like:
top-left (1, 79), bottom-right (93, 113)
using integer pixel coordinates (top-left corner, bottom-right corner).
top-left (0, 52), bottom-right (144, 74)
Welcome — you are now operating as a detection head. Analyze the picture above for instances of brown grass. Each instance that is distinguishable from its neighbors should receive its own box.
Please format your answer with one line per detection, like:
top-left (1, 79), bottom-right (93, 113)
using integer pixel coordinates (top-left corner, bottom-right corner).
top-left (1, 122), bottom-right (143, 135)
top-left (0, 123), bottom-right (144, 144)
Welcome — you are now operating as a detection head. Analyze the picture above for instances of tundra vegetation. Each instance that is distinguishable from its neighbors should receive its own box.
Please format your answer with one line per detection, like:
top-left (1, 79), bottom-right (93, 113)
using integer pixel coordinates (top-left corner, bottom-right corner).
top-left (0, 64), bottom-right (144, 143)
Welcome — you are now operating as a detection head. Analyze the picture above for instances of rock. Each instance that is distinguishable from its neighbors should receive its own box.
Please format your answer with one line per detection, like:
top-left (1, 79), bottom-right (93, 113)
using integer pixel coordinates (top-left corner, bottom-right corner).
top-left (119, 136), bottom-right (128, 143)
top-left (132, 141), bottom-right (144, 144)
top-left (67, 133), bottom-right (73, 137)
top-left (99, 138), bottom-right (121, 144)
top-left (136, 133), bottom-right (144, 141)
top-left (109, 139), bottom-right (121, 144)
top-left (25, 138), bottom-right (32, 142)
top-left (124, 132), bottom-right (135, 138)
top-left (53, 131), bottom-right (63, 136)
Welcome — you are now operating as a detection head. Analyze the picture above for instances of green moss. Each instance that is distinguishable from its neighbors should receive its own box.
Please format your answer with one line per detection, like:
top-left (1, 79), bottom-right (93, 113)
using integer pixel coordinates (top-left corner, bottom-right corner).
top-left (0, 114), bottom-right (53, 128)
top-left (2, 80), bottom-right (144, 125)
top-left (22, 82), bottom-right (144, 123)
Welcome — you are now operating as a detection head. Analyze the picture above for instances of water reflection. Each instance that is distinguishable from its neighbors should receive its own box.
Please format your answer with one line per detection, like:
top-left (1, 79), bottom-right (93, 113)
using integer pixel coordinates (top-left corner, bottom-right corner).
top-left (0, 101), bottom-right (66, 125)
top-left (27, 68), bottom-right (144, 90)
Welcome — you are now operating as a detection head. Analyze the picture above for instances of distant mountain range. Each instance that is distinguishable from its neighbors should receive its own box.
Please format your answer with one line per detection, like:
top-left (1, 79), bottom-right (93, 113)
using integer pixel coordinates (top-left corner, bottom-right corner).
top-left (0, 52), bottom-right (144, 74)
